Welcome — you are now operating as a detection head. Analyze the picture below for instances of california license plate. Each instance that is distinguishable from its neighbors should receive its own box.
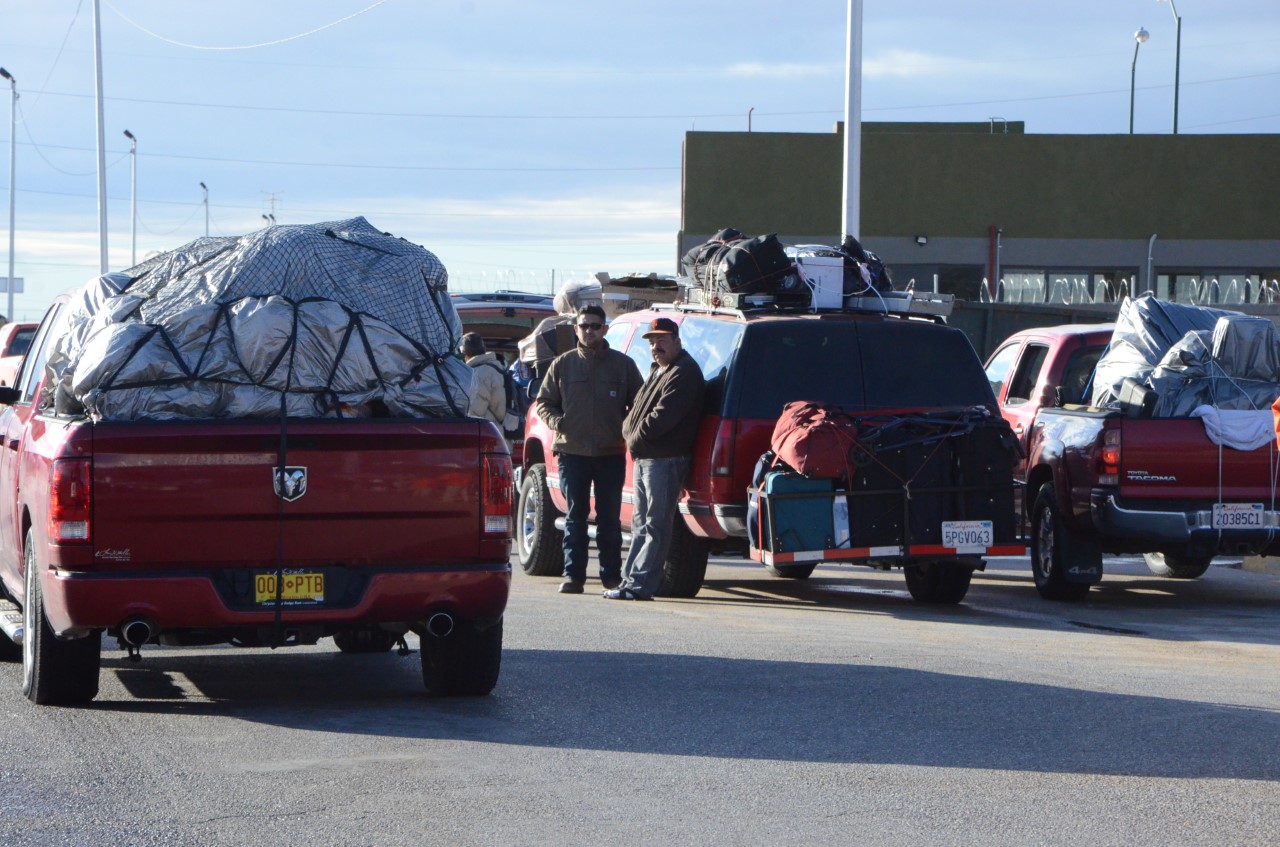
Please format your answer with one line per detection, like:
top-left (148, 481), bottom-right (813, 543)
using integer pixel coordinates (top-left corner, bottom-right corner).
top-left (1212, 503), bottom-right (1263, 529)
top-left (942, 520), bottom-right (993, 551)
top-left (255, 571), bottom-right (325, 604)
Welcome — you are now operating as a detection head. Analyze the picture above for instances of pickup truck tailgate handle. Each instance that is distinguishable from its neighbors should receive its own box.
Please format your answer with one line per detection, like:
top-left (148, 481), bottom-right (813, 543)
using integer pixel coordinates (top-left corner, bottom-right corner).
top-left (5, 438), bottom-right (16, 451)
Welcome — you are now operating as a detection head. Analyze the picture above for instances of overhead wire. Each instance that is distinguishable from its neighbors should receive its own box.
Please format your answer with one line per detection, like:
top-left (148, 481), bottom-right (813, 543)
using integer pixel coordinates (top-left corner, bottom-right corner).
top-left (104, 0), bottom-right (394, 51)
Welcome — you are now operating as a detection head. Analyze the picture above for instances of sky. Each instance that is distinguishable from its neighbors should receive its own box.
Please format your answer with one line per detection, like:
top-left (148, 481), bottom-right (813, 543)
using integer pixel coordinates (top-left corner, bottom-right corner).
top-left (0, 0), bottom-right (1277, 321)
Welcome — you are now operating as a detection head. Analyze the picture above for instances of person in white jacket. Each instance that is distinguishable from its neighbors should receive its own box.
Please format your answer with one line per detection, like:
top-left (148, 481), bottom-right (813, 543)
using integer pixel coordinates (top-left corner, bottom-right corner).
top-left (461, 332), bottom-right (516, 431)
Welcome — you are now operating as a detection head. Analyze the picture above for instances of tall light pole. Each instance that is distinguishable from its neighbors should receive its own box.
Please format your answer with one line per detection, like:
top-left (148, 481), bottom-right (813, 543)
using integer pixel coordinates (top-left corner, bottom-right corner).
top-left (1129, 28), bottom-right (1149, 134)
top-left (92, 0), bottom-right (108, 272)
top-left (1, 67), bottom-right (15, 323)
top-left (1157, 0), bottom-right (1181, 134)
top-left (841, 0), bottom-right (863, 242)
top-left (199, 182), bottom-right (208, 237)
top-left (123, 129), bottom-right (136, 266)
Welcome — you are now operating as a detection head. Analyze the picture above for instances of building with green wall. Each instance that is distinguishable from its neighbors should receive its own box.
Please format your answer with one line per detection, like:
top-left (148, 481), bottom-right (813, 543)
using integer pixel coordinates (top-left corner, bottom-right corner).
top-left (680, 123), bottom-right (1280, 306)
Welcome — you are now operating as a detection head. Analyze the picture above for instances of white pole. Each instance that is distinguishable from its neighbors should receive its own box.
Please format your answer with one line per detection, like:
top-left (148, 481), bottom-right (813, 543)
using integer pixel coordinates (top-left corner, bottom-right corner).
top-left (124, 130), bottom-right (136, 266)
top-left (2, 68), bottom-right (15, 322)
top-left (841, 0), bottom-right (863, 241)
top-left (93, 0), bottom-right (109, 273)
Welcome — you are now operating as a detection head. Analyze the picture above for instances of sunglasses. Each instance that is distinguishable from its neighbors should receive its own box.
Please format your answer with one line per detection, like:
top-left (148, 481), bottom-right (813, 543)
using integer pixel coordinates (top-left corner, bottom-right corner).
top-left (576, 322), bottom-right (604, 330)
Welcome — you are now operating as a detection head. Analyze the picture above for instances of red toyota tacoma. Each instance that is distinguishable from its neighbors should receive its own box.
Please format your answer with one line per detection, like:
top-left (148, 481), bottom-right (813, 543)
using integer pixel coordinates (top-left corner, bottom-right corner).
top-left (0, 224), bottom-right (514, 706)
top-left (986, 302), bottom-right (1280, 600)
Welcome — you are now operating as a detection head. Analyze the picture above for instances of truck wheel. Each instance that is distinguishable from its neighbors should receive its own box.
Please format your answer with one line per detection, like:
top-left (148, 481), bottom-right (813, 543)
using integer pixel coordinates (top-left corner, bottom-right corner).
top-left (333, 627), bottom-right (397, 653)
top-left (1143, 552), bottom-right (1213, 579)
top-left (903, 560), bottom-right (972, 604)
top-left (421, 618), bottom-right (502, 696)
top-left (767, 562), bottom-right (816, 580)
top-left (1031, 483), bottom-right (1096, 601)
top-left (516, 464), bottom-right (564, 576)
top-left (657, 520), bottom-right (709, 598)
top-left (21, 529), bottom-right (101, 705)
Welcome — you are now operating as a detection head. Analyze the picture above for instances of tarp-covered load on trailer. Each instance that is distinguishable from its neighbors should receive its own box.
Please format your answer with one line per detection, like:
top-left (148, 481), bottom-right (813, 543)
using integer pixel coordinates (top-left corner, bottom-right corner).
top-left (45, 217), bottom-right (473, 421)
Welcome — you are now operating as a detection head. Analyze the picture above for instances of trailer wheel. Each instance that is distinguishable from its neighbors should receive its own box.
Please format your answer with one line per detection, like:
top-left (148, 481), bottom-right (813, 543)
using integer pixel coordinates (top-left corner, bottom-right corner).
top-left (657, 521), bottom-right (709, 598)
top-left (1031, 483), bottom-right (1096, 601)
top-left (767, 562), bottom-right (816, 580)
top-left (1143, 552), bottom-right (1213, 580)
top-left (903, 559), bottom-right (972, 604)
top-left (21, 529), bottom-right (101, 705)
top-left (516, 464), bottom-right (563, 576)
top-left (421, 618), bottom-right (502, 697)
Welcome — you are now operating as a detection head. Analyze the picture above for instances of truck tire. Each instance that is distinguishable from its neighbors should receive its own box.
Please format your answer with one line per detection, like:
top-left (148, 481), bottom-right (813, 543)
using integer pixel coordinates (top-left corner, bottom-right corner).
top-left (767, 562), bottom-right (816, 580)
top-left (421, 618), bottom-right (502, 696)
top-left (333, 627), bottom-right (397, 653)
top-left (657, 520), bottom-right (709, 598)
top-left (21, 529), bottom-right (101, 705)
top-left (1143, 552), bottom-right (1213, 579)
top-left (903, 560), bottom-right (972, 604)
top-left (516, 464), bottom-right (563, 576)
top-left (1030, 483), bottom-right (1096, 601)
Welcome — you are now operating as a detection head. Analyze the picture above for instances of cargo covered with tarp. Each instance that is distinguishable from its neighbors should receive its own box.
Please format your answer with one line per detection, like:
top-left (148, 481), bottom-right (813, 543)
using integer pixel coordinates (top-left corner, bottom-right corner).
top-left (1091, 294), bottom-right (1280, 417)
top-left (46, 217), bottom-right (473, 421)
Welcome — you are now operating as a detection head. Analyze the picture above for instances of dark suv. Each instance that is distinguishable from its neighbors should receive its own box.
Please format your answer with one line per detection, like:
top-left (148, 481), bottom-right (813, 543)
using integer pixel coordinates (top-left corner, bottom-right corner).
top-left (516, 302), bottom-right (1021, 603)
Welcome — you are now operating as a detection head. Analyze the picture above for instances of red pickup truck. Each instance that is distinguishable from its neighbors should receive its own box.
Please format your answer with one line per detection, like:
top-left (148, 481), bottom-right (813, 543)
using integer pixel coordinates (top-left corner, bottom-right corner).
top-left (0, 292), bottom-right (513, 705)
top-left (985, 309), bottom-right (1280, 601)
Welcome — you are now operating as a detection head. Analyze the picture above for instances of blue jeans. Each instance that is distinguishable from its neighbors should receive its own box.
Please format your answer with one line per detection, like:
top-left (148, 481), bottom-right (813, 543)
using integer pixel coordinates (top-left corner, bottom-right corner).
top-left (558, 452), bottom-right (625, 584)
top-left (621, 456), bottom-right (689, 599)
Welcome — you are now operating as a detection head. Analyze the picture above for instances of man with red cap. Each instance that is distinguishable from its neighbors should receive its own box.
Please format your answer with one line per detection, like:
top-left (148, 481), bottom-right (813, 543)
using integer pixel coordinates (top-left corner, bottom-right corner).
top-left (605, 316), bottom-right (705, 601)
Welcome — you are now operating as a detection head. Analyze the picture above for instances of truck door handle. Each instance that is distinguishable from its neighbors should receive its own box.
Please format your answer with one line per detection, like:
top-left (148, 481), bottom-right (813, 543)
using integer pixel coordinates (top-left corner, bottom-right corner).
top-left (1013, 425), bottom-right (1025, 435)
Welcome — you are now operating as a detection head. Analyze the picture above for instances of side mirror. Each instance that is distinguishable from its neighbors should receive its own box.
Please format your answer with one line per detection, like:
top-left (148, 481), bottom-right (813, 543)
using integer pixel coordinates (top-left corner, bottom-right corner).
top-left (0, 386), bottom-right (18, 406)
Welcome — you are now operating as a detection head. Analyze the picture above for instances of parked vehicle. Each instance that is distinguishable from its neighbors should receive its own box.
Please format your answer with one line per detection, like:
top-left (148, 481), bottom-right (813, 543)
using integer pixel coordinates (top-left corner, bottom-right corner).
top-left (996, 305), bottom-right (1280, 601)
top-left (0, 222), bottom-right (514, 705)
top-left (515, 296), bottom-right (1023, 604)
top-left (453, 290), bottom-right (557, 467)
top-left (0, 321), bottom-right (38, 387)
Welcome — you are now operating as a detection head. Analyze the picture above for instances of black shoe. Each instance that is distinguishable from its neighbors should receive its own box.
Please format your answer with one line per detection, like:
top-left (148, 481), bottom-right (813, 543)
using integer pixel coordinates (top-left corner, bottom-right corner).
top-left (558, 580), bottom-right (585, 595)
top-left (601, 575), bottom-right (622, 590)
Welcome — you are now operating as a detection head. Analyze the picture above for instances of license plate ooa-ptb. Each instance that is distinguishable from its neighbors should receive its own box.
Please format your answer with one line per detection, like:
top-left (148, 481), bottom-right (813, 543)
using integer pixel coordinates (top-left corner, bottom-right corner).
top-left (254, 572), bottom-right (325, 604)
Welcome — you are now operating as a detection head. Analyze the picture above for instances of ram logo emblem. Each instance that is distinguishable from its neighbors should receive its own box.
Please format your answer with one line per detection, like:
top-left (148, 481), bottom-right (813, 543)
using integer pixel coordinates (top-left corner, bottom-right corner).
top-left (273, 466), bottom-right (308, 502)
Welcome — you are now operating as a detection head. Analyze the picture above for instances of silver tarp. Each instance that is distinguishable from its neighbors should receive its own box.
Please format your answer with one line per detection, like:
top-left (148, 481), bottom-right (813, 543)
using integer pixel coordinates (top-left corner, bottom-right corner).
top-left (46, 217), bottom-right (473, 421)
top-left (1092, 294), bottom-right (1280, 416)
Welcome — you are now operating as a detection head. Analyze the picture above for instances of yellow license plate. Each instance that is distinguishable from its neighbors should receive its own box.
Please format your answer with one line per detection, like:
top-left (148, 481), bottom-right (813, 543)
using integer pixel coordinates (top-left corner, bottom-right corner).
top-left (255, 572), bottom-right (325, 604)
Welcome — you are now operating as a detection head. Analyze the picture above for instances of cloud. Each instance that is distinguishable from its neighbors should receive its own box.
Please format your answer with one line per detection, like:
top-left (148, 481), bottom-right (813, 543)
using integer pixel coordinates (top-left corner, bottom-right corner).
top-left (864, 49), bottom-right (987, 80)
top-left (724, 62), bottom-right (841, 79)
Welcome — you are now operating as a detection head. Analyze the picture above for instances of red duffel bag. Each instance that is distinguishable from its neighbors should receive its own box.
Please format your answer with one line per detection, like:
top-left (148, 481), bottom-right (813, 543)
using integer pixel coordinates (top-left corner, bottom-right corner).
top-left (769, 401), bottom-right (860, 479)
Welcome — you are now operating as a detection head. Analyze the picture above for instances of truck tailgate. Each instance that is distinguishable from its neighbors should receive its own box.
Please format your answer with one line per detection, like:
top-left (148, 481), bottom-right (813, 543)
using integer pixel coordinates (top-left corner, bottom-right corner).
top-left (88, 419), bottom-right (491, 571)
top-left (1119, 418), bottom-right (1280, 501)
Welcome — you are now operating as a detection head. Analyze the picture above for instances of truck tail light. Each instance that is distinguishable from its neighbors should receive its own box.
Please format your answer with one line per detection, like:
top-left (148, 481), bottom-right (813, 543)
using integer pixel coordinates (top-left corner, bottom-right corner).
top-left (708, 418), bottom-right (737, 500)
top-left (50, 458), bottom-right (92, 543)
top-left (481, 454), bottom-right (513, 536)
top-left (1098, 428), bottom-right (1121, 485)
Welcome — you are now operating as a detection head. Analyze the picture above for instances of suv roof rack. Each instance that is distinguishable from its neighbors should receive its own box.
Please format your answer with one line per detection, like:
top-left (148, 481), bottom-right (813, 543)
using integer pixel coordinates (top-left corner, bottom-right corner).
top-left (674, 286), bottom-right (953, 319)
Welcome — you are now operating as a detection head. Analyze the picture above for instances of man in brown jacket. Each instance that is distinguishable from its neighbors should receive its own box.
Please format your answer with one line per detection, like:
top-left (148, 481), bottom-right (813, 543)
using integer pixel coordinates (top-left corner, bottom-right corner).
top-left (535, 305), bottom-right (644, 594)
top-left (604, 317), bottom-right (705, 601)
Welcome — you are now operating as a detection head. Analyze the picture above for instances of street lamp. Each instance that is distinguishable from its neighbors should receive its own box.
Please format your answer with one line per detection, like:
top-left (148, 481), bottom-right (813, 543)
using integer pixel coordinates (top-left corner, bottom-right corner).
top-left (199, 182), bottom-right (208, 237)
top-left (123, 129), bottom-right (136, 266)
top-left (1, 67), bottom-right (16, 324)
top-left (1129, 28), bottom-right (1150, 135)
top-left (1157, 0), bottom-right (1181, 134)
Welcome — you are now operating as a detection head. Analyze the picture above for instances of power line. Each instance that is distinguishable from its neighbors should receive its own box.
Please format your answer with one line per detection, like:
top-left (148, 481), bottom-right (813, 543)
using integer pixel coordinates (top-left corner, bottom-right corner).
top-left (104, 0), bottom-right (394, 51)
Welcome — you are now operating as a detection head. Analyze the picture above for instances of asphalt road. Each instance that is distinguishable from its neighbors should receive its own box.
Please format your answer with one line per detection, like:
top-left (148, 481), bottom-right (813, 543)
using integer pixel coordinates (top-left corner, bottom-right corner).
top-left (2, 552), bottom-right (1278, 847)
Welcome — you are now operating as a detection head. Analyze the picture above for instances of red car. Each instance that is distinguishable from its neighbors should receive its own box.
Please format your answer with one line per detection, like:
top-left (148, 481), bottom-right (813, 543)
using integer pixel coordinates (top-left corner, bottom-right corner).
top-left (0, 322), bottom-right (38, 387)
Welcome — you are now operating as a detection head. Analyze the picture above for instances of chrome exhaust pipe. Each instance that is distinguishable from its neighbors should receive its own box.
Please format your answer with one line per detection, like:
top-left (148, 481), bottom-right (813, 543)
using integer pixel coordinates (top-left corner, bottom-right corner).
top-left (426, 612), bottom-right (454, 638)
top-left (120, 618), bottom-right (155, 648)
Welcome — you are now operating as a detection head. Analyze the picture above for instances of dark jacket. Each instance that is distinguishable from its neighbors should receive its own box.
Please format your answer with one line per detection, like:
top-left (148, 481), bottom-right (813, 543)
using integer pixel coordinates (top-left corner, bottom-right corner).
top-left (623, 349), bottom-right (705, 459)
top-left (536, 341), bottom-right (643, 457)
